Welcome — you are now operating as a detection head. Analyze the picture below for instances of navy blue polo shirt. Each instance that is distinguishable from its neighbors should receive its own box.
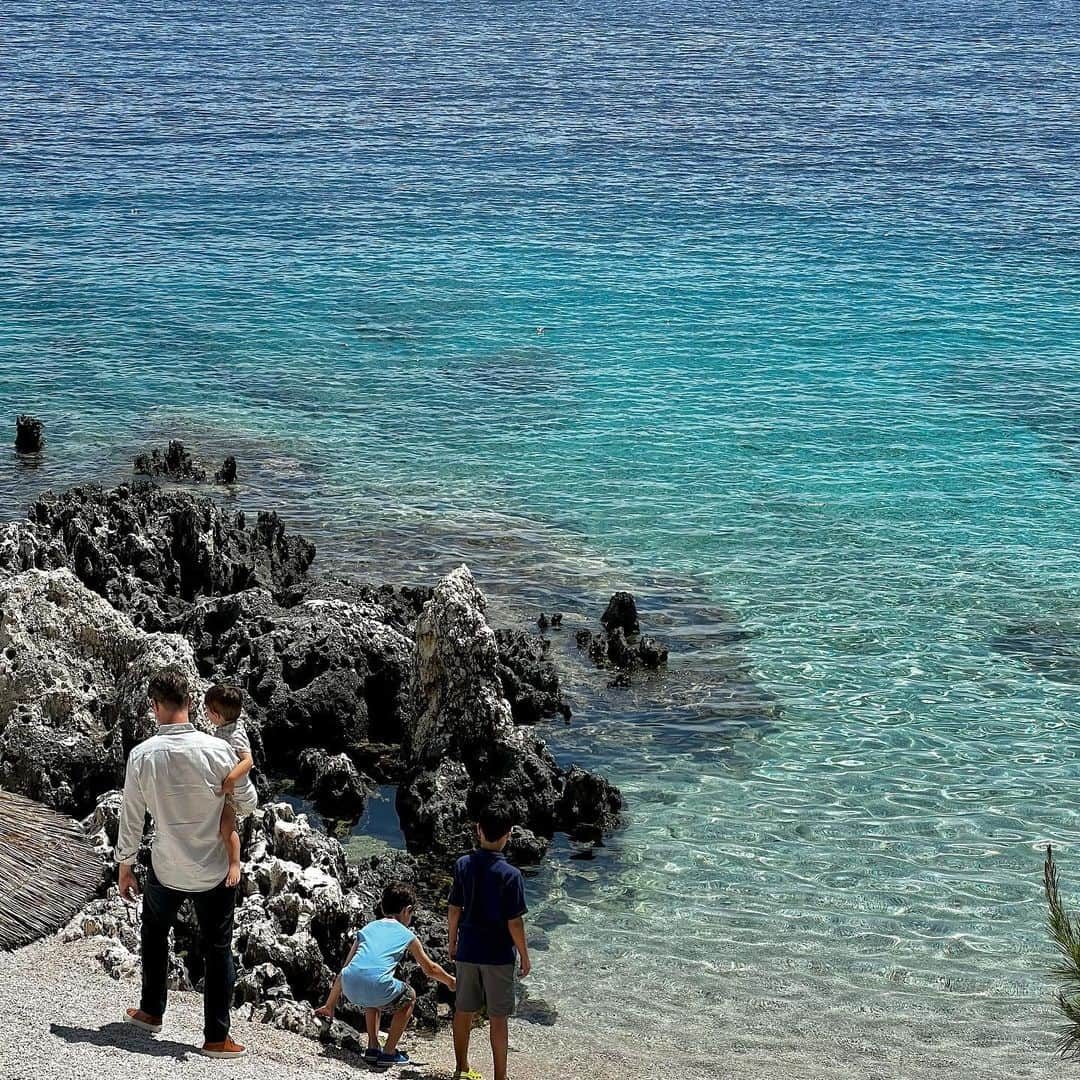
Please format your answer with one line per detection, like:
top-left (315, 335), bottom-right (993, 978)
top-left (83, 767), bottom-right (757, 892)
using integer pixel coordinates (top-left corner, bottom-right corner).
top-left (448, 849), bottom-right (528, 966)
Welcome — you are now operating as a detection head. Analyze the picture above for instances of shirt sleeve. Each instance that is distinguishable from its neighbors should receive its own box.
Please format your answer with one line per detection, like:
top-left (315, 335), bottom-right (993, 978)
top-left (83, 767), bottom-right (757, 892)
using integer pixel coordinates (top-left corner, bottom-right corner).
top-left (504, 870), bottom-right (528, 920)
top-left (230, 723), bottom-right (252, 756)
top-left (447, 862), bottom-right (464, 907)
top-left (116, 752), bottom-right (147, 866)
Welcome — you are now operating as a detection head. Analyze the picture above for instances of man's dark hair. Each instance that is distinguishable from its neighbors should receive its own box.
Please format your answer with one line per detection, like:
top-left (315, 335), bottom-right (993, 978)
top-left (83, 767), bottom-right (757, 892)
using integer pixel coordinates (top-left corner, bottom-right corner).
top-left (148, 666), bottom-right (190, 709)
top-left (477, 801), bottom-right (515, 843)
top-left (205, 683), bottom-right (243, 722)
top-left (380, 881), bottom-right (416, 916)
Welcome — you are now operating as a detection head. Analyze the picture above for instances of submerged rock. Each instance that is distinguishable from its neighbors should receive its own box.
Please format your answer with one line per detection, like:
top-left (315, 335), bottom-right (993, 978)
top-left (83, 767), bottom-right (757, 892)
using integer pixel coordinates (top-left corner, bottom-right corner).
top-left (133, 440), bottom-right (209, 482)
top-left (15, 414), bottom-right (45, 453)
top-left (0, 568), bottom-right (200, 814)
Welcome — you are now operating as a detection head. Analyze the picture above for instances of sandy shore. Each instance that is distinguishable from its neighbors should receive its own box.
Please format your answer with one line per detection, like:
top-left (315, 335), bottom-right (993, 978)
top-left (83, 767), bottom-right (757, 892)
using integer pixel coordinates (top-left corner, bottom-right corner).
top-left (0, 935), bottom-right (1074, 1080)
top-left (0, 938), bottom-right (631, 1080)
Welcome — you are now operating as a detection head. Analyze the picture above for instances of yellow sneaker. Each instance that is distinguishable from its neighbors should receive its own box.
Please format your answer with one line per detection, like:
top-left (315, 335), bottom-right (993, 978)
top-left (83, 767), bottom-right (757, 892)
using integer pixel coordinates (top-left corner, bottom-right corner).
top-left (453, 1071), bottom-right (484, 1080)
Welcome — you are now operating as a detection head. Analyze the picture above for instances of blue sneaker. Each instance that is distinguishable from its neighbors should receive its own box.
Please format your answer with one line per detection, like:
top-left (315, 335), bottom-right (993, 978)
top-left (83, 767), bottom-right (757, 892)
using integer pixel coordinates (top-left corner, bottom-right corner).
top-left (376, 1050), bottom-right (410, 1066)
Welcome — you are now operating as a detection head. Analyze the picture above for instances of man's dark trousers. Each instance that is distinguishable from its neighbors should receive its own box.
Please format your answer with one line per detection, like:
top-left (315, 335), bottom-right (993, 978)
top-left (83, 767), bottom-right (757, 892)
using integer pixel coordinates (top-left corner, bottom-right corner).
top-left (139, 865), bottom-right (237, 1042)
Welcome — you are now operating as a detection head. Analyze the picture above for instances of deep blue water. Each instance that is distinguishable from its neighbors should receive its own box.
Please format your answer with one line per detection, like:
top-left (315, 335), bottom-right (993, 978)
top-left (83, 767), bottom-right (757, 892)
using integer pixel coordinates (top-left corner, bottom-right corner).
top-left (2, 2), bottom-right (1079, 1073)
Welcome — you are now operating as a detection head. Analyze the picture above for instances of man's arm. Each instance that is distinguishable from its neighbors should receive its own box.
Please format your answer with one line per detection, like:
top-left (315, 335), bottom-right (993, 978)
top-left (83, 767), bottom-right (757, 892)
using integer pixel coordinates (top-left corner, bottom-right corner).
top-left (116, 753), bottom-right (147, 901)
top-left (447, 904), bottom-right (462, 961)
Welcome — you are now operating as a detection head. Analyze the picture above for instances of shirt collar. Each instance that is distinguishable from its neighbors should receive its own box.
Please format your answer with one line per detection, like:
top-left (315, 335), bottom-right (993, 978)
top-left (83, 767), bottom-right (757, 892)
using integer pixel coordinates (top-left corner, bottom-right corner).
top-left (156, 722), bottom-right (195, 735)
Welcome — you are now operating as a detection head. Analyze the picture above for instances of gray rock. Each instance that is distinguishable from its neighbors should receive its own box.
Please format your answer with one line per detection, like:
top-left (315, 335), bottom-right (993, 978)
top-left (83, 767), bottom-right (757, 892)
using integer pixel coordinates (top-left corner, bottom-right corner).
top-left (398, 565), bottom-right (622, 857)
top-left (297, 749), bottom-right (370, 820)
top-left (0, 569), bottom-right (201, 813)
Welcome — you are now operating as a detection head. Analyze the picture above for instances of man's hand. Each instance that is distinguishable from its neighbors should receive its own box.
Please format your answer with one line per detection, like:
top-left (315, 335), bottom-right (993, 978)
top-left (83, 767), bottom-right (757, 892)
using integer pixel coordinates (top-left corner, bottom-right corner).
top-left (225, 864), bottom-right (241, 888)
top-left (448, 939), bottom-right (457, 962)
top-left (519, 954), bottom-right (531, 978)
top-left (118, 862), bottom-right (140, 903)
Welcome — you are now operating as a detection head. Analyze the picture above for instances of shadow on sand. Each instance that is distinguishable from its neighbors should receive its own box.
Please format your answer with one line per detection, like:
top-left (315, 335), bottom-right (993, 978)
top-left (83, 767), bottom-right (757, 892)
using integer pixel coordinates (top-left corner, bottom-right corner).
top-left (50, 1021), bottom-right (192, 1059)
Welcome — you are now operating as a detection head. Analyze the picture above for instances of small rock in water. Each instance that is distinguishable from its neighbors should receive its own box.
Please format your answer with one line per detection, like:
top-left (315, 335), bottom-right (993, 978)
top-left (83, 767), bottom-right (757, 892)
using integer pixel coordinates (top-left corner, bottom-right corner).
top-left (550, 612), bottom-right (563, 628)
top-left (14, 414), bottom-right (44, 453)
top-left (601, 591), bottom-right (640, 636)
top-left (637, 635), bottom-right (669, 669)
top-left (133, 440), bottom-right (209, 482)
top-left (537, 613), bottom-right (550, 631)
top-left (214, 454), bottom-right (238, 484)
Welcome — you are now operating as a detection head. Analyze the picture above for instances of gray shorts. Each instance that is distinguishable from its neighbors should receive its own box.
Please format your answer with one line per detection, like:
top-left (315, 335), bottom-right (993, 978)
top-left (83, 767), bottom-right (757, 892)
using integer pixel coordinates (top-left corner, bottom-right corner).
top-left (455, 962), bottom-right (516, 1017)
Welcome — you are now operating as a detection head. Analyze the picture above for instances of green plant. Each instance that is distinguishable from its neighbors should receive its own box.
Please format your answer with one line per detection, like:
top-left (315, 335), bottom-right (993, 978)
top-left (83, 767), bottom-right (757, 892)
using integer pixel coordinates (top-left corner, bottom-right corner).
top-left (1043, 845), bottom-right (1080, 1056)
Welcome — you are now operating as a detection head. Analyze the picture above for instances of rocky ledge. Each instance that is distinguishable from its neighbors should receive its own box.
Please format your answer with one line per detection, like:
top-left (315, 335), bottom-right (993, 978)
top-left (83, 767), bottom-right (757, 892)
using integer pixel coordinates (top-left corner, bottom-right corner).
top-left (0, 477), bottom-right (624, 1039)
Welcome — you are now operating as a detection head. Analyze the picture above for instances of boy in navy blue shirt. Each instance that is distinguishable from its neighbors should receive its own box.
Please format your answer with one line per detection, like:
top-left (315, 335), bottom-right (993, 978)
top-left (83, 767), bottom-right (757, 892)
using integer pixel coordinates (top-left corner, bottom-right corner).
top-left (448, 802), bottom-right (531, 1080)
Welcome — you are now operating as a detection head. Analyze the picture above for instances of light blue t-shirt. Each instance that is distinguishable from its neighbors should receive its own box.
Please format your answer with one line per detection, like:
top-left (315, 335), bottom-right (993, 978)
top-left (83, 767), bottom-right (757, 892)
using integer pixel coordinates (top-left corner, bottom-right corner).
top-left (341, 918), bottom-right (416, 1008)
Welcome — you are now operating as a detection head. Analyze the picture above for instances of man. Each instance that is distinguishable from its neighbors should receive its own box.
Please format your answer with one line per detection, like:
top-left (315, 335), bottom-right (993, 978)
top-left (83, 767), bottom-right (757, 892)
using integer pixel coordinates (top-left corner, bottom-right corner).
top-left (117, 665), bottom-right (247, 1059)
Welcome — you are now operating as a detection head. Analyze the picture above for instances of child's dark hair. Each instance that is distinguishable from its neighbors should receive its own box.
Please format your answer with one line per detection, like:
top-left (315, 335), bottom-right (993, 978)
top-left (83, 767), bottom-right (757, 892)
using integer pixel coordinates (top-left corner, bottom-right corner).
top-left (477, 801), bottom-right (515, 843)
top-left (380, 881), bottom-right (416, 916)
top-left (148, 666), bottom-right (190, 708)
top-left (205, 683), bottom-right (243, 722)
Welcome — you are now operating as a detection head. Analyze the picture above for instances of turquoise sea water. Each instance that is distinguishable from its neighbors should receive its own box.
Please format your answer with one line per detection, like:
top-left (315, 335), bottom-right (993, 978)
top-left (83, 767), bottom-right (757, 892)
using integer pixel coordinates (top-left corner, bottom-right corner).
top-left (2, 2), bottom-right (1079, 1073)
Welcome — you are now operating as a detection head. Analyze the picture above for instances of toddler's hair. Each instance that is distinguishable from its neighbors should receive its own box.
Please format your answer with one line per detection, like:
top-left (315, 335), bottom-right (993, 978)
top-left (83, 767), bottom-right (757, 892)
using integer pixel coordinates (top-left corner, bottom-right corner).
top-left (380, 881), bottom-right (417, 917)
top-left (205, 683), bottom-right (243, 722)
top-left (148, 666), bottom-right (191, 708)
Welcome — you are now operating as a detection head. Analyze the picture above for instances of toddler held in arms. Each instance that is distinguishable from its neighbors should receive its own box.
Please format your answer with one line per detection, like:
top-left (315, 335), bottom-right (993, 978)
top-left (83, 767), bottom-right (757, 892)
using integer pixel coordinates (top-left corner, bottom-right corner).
top-left (316, 882), bottom-right (456, 1067)
top-left (204, 684), bottom-right (258, 887)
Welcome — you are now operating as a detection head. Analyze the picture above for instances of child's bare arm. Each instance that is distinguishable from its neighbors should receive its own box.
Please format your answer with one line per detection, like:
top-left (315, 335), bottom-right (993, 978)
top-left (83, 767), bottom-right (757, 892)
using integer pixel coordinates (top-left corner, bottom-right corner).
top-left (221, 752), bottom-right (254, 794)
top-left (448, 903), bottom-right (462, 961)
top-left (407, 939), bottom-right (457, 990)
top-left (508, 917), bottom-right (531, 977)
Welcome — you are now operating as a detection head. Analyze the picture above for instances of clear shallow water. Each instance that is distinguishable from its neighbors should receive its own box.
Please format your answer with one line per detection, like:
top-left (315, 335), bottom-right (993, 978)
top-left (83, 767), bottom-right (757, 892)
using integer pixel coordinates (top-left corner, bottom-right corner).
top-left (2, 0), bottom-right (1079, 1072)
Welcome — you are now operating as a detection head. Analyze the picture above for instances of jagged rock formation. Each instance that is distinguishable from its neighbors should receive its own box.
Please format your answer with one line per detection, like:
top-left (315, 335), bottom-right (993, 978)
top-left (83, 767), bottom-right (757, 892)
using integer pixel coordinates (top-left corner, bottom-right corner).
top-left (1, 482), bottom-right (625, 1038)
top-left (297, 749), bottom-right (370, 820)
top-left (577, 589), bottom-right (670, 675)
top-left (14, 414), bottom-right (45, 453)
top-left (0, 569), bottom-right (200, 814)
top-left (398, 566), bottom-right (622, 856)
top-left (68, 796), bottom-right (454, 1033)
top-left (180, 589), bottom-right (413, 786)
top-left (0, 482), bottom-right (315, 630)
top-left (495, 628), bottom-right (570, 724)
top-left (134, 440), bottom-right (209, 482)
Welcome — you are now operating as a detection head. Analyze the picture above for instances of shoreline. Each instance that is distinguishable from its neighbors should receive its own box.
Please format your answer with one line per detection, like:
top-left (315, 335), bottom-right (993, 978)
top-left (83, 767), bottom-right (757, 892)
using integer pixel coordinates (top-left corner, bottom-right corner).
top-left (1, 935), bottom-right (1070, 1080)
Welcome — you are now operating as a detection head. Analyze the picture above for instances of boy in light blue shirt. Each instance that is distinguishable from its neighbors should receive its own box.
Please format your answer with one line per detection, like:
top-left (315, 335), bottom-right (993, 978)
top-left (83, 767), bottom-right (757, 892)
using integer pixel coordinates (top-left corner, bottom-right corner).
top-left (316, 882), bottom-right (456, 1066)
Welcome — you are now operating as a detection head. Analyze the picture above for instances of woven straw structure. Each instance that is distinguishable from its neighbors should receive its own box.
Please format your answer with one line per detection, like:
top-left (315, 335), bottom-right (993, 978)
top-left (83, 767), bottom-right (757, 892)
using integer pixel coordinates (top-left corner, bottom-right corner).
top-left (0, 789), bottom-right (102, 951)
